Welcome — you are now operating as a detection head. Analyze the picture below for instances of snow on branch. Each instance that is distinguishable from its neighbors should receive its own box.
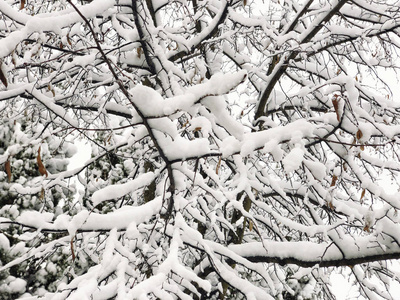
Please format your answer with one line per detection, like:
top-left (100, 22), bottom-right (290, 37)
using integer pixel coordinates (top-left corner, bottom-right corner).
top-left (2, 0), bottom-right (400, 299)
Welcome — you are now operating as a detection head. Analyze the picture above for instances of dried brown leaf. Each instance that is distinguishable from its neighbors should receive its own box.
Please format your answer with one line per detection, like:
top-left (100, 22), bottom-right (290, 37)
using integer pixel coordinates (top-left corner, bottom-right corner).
top-left (356, 129), bottom-right (363, 140)
top-left (216, 156), bottom-right (222, 175)
top-left (37, 146), bottom-right (48, 177)
top-left (0, 62), bottom-right (8, 88)
top-left (67, 34), bottom-right (72, 46)
top-left (20, 0), bottom-right (25, 10)
top-left (360, 189), bottom-right (366, 202)
top-left (5, 159), bottom-right (11, 183)
top-left (47, 84), bottom-right (55, 97)
top-left (332, 98), bottom-right (340, 121)
top-left (330, 175), bottom-right (338, 187)
top-left (70, 237), bottom-right (76, 261)
top-left (328, 201), bottom-right (335, 210)
top-left (11, 51), bottom-right (16, 66)
top-left (136, 47), bottom-right (142, 58)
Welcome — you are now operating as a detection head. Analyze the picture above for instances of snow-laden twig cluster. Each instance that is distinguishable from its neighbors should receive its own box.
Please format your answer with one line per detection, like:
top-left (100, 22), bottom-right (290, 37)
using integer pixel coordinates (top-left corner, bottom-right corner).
top-left (1, 0), bottom-right (400, 299)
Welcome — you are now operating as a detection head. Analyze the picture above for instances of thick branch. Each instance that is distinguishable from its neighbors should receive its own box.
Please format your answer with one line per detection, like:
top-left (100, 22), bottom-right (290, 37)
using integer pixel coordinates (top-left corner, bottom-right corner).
top-left (241, 250), bottom-right (400, 268)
